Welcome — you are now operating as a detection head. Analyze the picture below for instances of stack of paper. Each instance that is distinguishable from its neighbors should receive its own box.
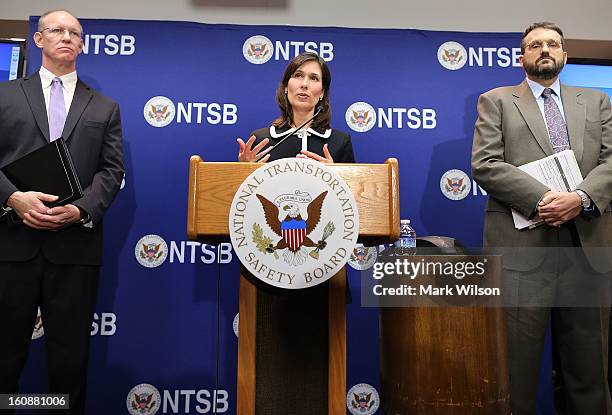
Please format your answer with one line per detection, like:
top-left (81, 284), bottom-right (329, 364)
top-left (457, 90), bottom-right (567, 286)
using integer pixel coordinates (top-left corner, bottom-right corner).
top-left (512, 150), bottom-right (583, 229)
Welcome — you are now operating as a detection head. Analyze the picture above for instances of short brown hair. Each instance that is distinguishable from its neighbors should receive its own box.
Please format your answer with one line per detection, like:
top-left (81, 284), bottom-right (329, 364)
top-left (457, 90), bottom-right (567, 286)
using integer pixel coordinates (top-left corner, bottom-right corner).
top-left (521, 22), bottom-right (564, 54)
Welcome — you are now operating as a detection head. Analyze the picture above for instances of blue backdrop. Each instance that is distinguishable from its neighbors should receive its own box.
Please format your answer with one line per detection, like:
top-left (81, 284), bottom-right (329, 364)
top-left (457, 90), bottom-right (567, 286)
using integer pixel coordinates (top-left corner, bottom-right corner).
top-left (18, 18), bottom-right (557, 414)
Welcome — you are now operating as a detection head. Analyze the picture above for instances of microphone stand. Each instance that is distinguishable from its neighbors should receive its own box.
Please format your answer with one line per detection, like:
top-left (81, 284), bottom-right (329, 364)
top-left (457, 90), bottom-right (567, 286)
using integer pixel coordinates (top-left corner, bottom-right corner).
top-left (258, 106), bottom-right (323, 160)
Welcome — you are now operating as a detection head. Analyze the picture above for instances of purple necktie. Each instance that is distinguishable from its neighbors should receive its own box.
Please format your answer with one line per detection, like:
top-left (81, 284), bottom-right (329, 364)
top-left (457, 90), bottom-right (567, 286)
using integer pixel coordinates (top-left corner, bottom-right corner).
top-left (49, 77), bottom-right (66, 141)
top-left (542, 88), bottom-right (570, 153)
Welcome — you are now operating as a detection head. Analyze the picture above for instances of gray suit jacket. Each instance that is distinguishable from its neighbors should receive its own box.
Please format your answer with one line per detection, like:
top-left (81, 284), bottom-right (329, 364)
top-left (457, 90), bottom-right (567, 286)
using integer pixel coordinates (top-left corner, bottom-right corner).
top-left (472, 79), bottom-right (612, 272)
top-left (0, 72), bottom-right (124, 264)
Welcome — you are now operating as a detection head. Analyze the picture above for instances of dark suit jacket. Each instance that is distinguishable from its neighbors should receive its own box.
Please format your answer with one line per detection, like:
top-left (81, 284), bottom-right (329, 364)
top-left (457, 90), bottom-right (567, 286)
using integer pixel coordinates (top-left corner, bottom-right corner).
top-left (251, 124), bottom-right (355, 163)
top-left (0, 71), bottom-right (124, 265)
top-left (472, 80), bottom-right (612, 272)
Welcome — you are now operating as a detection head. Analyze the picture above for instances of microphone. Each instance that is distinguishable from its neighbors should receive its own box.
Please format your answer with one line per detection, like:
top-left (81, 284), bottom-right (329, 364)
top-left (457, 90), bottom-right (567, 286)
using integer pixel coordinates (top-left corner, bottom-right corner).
top-left (258, 105), bottom-right (323, 159)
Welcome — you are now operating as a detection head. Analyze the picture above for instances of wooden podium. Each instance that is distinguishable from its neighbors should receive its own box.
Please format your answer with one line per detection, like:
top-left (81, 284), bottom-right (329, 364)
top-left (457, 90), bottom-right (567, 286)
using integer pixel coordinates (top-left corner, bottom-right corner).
top-left (187, 156), bottom-right (399, 415)
top-left (379, 258), bottom-right (510, 414)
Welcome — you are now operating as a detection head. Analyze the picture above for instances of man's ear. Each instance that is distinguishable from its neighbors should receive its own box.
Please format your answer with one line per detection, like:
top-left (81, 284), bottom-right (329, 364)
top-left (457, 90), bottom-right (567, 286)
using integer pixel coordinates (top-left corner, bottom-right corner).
top-left (33, 31), bottom-right (44, 49)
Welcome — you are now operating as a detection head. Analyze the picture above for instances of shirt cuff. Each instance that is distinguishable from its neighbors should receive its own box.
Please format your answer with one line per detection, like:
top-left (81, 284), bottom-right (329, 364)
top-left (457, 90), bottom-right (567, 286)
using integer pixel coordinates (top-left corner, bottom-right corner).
top-left (529, 196), bottom-right (544, 220)
top-left (77, 208), bottom-right (94, 228)
top-left (576, 189), bottom-right (599, 216)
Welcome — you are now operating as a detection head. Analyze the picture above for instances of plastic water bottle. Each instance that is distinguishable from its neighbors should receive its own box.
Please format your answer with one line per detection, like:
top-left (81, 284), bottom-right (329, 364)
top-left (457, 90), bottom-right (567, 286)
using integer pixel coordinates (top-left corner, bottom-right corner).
top-left (395, 219), bottom-right (417, 256)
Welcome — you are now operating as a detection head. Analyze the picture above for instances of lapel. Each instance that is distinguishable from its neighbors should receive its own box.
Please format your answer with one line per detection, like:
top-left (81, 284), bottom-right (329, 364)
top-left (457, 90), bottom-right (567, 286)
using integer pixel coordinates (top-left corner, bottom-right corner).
top-left (62, 79), bottom-right (93, 142)
top-left (513, 80), bottom-right (554, 156)
top-left (560, 83), bottom-right (585, 163)
top-left (20, 72), bottom-right (50, 142)
top-left (269, 123), bottom-right (332, 139)
top-left (269, 123), bottom-right (292, 141)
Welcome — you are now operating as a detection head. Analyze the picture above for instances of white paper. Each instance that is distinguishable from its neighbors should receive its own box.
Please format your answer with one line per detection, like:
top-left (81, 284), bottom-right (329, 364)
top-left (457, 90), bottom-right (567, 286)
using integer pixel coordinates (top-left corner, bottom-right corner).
top-left (511, 150), bottom-right (584, 229)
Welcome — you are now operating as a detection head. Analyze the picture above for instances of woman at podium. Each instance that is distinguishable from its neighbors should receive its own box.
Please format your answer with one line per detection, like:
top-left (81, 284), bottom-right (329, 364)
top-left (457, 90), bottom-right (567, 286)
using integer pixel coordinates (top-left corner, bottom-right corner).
top-left (237, 51), bottom-right (355, 164)
top-left (235, 51), bottom-right (354, 414)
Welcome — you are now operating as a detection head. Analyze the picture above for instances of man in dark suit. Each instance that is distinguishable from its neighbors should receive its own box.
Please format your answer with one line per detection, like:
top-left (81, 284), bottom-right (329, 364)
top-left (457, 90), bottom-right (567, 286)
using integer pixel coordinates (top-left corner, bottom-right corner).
top-left (472, 22), bottom-right (612, 414)
top-left (0, 10), bottom-right (123, 414)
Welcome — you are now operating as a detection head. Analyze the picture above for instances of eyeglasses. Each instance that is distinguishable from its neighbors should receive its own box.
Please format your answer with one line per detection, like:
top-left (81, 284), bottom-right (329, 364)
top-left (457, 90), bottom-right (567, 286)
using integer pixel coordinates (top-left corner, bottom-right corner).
top-left (41, 27), bottom-right (83, 40)
top-left (526, 40), bottom-right (562, 51)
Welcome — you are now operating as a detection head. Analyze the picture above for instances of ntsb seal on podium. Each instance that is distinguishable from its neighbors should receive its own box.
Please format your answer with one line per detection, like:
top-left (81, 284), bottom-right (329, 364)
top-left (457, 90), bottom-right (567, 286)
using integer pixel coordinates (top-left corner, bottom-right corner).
top-left (229, 158), bottom-right (359, 289)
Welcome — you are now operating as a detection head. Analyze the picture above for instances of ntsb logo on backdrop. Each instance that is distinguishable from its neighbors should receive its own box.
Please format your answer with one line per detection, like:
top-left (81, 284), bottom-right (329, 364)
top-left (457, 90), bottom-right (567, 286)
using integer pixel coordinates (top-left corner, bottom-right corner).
top-left (32, 311), bottom-right (117, 339)
top-left (242, 34), bottom-right (334, 63)
top-left (347, 383), bottom-right (380, 415)
top-left (127, 384), bottom-right (161, 415)
top-left (345, 102), bottom-right (376, 133)
top-left (437, 41), bottom-right (521, 70)
top-left (134, 235), bottom-right (233, 267)
top-left (82, 33), bottom-right (135, 55)
top-left (127, 383), bottom-right (229, 414)
top-left (346, 101), bottom-right (436, 132)
top-left (243, 35), bottom-right (274, 64)
top-left (143, 96), bottom-right (237, 127)
top-left (347, 243), bottom-right (377, 271)
top-left (135, 234), bottom-right (168, 268)
top-left (144, 96), bottom-right (175, 128)
top-left (440, 169), bottom-right (487, 200)
top-left (437, 41), bottom-right (467, 70)
top-left (440, 169), bottom-right (471, 200)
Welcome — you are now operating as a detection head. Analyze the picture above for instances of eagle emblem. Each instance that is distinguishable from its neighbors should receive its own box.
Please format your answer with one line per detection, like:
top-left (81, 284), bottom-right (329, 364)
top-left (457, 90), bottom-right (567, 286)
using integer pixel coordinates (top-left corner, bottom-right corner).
top-left (131, 392), bottom-right (155, 413)
top-left (351, 392), bottom-right (374, 411)
top-left (248, 42), bottom-right (269, 59)
top-left (350, 110), bottom-right (372, 127)
top-left (353, 245), bottom-right (369, 261)
top-left (443, 48), bottom-right (463, 65)
top-left (254, 191), bottom-right (334, 266)
top-left (348, 243), bottom-right (377, 271)
top-left (445, 177), bottom-right (466, 194)
top-left (140, 243), bottom-right (163, 262)
top-left (148, 104), bottom-right (171, 122)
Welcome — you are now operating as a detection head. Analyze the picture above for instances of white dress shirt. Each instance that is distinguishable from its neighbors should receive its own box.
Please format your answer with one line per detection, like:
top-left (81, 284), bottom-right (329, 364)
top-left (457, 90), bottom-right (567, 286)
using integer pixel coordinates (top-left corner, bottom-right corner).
top-left (526, 77), bottom-right (566, 123)
top-left (39, 65), bottom-right (78, 118)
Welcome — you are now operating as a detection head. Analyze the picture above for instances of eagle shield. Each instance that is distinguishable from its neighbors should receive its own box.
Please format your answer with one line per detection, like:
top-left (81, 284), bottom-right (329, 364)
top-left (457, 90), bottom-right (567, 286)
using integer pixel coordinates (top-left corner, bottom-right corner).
top-left (280, 218), bottom-right (307, 251)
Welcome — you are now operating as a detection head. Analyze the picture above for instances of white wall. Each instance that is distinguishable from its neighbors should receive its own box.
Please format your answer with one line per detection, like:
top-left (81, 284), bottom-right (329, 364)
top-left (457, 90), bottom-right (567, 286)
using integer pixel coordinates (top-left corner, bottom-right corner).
top-left (6, 0), bottom-right (612, 40)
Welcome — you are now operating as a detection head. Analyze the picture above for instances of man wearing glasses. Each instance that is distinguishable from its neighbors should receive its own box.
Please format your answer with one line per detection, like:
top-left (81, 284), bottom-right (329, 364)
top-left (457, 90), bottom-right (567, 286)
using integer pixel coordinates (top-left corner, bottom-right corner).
top-left (472, 22), bottom-right (612, 414)
top-left (0, 9), bottom-right (123, 414)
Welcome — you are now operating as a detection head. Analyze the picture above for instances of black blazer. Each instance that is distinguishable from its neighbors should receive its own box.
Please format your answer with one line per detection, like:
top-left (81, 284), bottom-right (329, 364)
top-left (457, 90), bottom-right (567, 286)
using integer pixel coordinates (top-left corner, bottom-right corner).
top-left (0, 72), bottom-right (124, 265)
top-left (250, 124), bottom-right (355, 163)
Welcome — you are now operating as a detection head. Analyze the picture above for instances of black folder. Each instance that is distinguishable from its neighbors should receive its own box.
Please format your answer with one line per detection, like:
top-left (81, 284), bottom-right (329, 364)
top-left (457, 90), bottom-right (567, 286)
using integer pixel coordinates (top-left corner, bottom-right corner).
top-left (1, 139), bottom-right (83, 207)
